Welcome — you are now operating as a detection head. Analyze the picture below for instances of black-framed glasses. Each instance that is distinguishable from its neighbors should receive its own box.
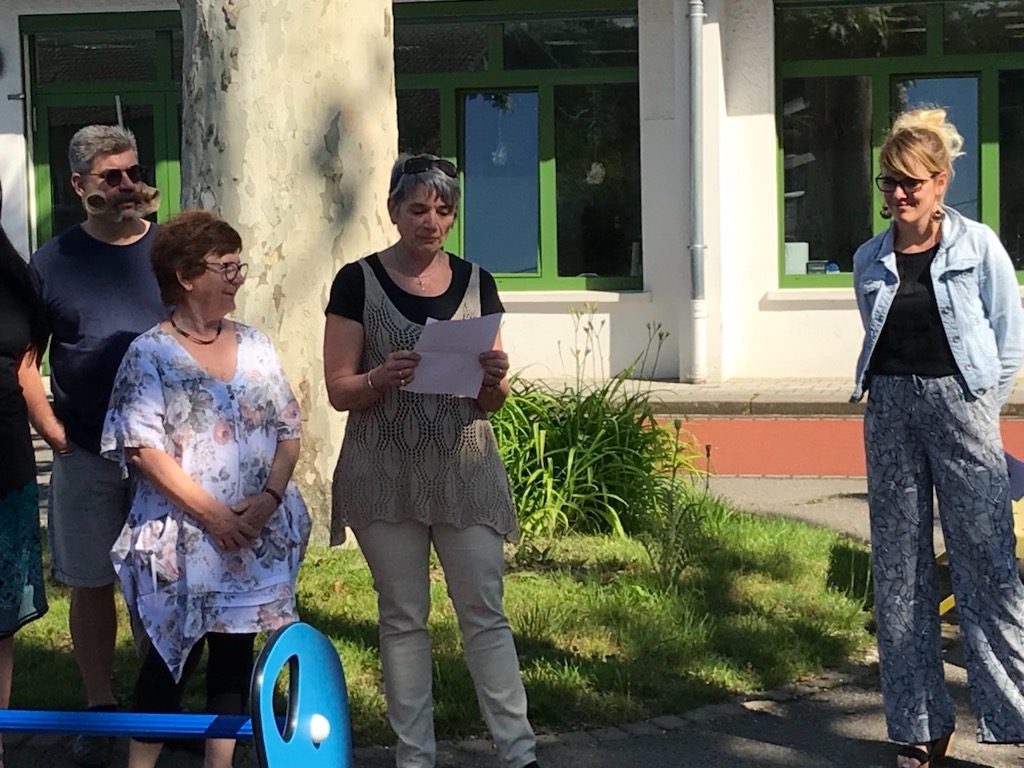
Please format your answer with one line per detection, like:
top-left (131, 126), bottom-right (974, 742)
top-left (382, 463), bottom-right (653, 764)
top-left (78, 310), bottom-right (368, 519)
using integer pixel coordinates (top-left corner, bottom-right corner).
top-left (875, 173), bottom-right (936, 194)
top-left (88, 164), bottom-right (147, 187)
top-left (402, 156), bottom-right (458, 178)
top-left (205, 261), bottom-right (249, 281)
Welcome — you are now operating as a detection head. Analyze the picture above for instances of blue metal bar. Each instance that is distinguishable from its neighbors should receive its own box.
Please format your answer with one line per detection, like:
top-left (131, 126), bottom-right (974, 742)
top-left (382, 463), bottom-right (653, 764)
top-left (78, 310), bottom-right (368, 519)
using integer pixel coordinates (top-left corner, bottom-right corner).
top-left (0, 711), bottom-right (257, 738)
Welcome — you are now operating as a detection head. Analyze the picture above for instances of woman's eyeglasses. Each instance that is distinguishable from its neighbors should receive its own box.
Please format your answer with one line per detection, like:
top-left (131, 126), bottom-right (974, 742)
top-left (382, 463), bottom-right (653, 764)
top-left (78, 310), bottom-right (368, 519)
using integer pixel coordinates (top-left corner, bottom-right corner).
top-left (205, 262), bottom-right (249, 281)
top-left (88, 165), bottom-right (147, 187)
top-left (875, 173), bottom-right (936, 194)
top-left (402, 156), bottom-right (458, 178)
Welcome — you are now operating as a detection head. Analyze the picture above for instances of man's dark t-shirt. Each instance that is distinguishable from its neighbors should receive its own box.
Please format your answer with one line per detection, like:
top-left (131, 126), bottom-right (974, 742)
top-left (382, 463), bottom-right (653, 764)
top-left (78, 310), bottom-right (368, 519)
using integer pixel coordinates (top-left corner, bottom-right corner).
top-left (30, 224), bottom-right (166, 455)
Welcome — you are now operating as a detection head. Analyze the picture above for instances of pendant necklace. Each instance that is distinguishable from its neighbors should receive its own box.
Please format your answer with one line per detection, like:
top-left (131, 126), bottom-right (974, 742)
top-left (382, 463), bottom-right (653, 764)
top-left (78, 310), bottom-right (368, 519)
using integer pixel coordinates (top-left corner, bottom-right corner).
top-left (170, 314), bottom-right (223, 345)
top-left (397, 249), bottom-right (434, 291)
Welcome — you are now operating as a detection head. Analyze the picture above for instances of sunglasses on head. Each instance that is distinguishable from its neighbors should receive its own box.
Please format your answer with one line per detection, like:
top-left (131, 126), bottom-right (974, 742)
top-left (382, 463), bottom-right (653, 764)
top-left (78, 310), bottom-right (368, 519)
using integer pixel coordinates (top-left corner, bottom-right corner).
top-left (875, 173), bottom-right (937, 194)
top-left (402, 156), bottom-right (458, 178)
top-left (89, 165), bottom-right (147, 186)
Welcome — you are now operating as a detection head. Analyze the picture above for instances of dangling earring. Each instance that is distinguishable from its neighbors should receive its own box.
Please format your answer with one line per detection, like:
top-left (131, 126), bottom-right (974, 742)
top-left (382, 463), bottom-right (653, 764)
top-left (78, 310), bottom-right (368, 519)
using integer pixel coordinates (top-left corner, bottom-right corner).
top-left (931, 207), bottom-right (945, 222)
top-left (880, 204), bottom-right (892, 220)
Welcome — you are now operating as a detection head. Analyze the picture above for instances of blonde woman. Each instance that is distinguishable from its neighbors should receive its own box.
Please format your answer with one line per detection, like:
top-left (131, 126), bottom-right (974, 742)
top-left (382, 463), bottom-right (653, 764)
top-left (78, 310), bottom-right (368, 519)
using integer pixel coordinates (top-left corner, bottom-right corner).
top-left (851, 109), bottom-right (1024, 768)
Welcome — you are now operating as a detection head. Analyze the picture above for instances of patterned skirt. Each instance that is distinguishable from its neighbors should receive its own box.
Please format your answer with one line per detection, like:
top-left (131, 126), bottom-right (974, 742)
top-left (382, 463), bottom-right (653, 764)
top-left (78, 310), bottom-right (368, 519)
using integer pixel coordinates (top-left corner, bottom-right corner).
top-left (0, 482), bottom-right (48, 636)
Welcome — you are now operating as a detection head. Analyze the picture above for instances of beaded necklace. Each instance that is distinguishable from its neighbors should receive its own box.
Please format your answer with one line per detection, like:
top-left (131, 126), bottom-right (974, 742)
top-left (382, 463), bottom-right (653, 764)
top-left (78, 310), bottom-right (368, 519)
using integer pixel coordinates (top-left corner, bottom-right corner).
top-left (170, 314), bottom-right (223, 345)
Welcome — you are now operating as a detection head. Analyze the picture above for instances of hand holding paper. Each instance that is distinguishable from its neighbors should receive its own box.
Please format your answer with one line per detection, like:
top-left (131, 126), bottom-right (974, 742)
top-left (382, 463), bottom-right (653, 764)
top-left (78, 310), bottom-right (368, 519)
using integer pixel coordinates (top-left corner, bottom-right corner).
top-left (402, 314), bottom-right (502, 398)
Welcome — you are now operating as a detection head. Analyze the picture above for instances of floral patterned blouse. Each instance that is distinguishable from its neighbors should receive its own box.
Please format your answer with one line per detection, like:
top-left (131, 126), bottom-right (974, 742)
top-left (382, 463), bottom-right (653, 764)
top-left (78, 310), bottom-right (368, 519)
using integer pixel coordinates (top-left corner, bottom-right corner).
top-left (101, 322), bottom-right (311, 681)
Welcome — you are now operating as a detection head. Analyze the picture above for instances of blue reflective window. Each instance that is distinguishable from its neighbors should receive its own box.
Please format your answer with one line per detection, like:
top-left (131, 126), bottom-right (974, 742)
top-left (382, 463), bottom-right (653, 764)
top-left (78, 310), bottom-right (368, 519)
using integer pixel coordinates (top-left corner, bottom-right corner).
top-left (895, 76), bottom-right (979, 221)
top-left (462, 91), bottom-right (540, 275)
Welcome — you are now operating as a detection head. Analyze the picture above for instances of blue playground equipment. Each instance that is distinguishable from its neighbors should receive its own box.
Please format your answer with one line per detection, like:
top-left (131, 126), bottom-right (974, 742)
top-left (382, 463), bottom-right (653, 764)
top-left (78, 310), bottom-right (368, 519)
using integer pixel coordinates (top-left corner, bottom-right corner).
top-left (0, 622), bottom-right (353, 768)
top-left (251, 622), bottom-right (354, 768)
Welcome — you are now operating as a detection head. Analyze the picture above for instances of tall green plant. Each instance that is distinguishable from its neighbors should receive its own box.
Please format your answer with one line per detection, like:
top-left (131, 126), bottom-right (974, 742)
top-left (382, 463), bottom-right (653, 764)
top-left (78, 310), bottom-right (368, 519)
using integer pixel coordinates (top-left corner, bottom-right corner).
top-left (491, 306), bottom-right (702, 537)
top-left (637, 421), bottom-right (734, 588)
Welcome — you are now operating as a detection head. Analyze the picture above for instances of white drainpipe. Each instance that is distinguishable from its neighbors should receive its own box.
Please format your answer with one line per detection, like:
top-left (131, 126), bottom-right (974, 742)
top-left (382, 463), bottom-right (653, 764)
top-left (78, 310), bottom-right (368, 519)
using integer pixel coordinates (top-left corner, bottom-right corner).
top-left (686, 0), bottom-right (707, 383)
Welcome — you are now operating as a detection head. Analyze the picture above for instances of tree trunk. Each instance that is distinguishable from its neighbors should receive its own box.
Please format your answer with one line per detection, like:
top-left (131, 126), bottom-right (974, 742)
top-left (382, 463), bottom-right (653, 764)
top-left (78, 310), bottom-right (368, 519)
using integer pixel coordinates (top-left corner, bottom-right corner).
top-left (179, 0), bottom-right (397, 541)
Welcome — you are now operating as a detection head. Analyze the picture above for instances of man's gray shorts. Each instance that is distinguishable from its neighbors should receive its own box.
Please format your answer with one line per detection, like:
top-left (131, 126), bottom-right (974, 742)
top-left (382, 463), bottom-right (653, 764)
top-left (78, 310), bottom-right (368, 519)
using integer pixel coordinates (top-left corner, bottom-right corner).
top-left (47, 446), bottom-right (129, 588)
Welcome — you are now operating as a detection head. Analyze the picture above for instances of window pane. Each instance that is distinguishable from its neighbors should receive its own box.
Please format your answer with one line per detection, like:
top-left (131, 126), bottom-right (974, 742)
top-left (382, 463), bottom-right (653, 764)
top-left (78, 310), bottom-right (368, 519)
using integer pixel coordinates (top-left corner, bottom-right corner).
top-left (894, 76), bottom-right (979, 221)
top-left (463, 92), bottom-right (539, 274)
top-left (945, 2), bottom-right (1024, 54)
top-left (555, 84), bottom-right (641, 278)
top-left (35, 30), bottom-right (160, 84)
top-left (782, 77), bottom-right (873, 274)
top-left (394, 22), bottom-right (488, 74)
top-left (398, 90), bottom-right (441, 156)
top-left (999, 70), bottom-right (1024, 269)
top-left (779, 6), bottom-right (927, 61)
top-left (45, 104), bottom-right (156, 236)
top-left (504, 17), bottom-right (639, 70)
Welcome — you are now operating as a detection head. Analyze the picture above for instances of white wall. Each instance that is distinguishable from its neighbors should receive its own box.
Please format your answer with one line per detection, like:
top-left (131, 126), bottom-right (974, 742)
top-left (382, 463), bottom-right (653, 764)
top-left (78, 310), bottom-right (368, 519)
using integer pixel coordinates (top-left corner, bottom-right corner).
top-left (710, 0), bottom-right (863, 379)
top-left (0, 0), bottom-right (177, 258)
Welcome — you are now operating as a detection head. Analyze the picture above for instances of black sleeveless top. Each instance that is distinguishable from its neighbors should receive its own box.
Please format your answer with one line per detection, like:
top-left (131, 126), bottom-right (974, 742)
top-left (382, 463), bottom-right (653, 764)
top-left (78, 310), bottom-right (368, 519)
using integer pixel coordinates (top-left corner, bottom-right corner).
top-left (0, 281), bottom-right (36, 497)
top-left (869, 244), bottom-right (959, 378)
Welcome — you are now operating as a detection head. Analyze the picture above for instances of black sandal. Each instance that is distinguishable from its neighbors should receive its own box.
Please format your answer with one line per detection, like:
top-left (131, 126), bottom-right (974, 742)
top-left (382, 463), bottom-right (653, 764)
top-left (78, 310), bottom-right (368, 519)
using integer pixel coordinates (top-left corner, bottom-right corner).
top-left (897, 732), bottom-right (953, 767)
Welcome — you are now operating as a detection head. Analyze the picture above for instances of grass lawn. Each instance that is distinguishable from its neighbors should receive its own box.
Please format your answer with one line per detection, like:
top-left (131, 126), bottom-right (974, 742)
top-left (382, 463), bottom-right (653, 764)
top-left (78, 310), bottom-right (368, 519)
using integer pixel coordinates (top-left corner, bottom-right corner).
top-left (12, 510), bottom-right (873, 747)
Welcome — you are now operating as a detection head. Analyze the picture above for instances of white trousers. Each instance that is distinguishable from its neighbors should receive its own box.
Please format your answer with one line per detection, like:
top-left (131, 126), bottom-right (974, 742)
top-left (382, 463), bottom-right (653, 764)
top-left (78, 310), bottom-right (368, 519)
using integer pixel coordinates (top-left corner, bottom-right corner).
top-left (355, 521), bottom-right (536, 768)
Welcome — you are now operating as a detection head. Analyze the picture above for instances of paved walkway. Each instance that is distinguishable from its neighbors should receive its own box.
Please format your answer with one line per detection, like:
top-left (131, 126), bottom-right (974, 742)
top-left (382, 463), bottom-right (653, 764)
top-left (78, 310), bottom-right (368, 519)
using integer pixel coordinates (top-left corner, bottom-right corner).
top-left (643, 377), bottom-right (1024, 417)
top-left (643, 378), bottom-right (1024, 476)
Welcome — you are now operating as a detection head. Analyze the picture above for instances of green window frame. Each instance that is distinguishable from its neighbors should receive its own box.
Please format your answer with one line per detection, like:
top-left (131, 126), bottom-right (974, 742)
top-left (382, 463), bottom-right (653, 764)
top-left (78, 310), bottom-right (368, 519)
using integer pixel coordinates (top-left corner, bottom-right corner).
top-left (20, 12), bottom-right (183, 246)
top-left (395, 0), bottom-right (641, 292)
top-left (776, 1), bottom-right (1024, 287)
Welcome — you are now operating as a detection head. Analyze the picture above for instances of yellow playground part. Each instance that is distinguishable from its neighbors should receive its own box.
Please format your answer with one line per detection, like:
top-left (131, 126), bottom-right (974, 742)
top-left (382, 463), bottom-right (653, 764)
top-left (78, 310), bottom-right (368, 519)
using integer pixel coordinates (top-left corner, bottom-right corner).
top-left (939, 499), bottom-right (1024, 616)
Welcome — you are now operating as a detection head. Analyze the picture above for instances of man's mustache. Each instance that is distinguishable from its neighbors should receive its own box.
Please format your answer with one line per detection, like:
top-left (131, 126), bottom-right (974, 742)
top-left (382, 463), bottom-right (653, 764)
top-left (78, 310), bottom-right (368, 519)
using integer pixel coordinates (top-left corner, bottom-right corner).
top-left (84, 185), bottom-right (161, 218)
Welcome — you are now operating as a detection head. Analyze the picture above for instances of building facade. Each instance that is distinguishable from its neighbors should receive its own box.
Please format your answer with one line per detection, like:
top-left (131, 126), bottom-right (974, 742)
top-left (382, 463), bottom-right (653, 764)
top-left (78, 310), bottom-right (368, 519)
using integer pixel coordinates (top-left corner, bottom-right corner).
top-left (2, 1), bottom-right (1021, 383)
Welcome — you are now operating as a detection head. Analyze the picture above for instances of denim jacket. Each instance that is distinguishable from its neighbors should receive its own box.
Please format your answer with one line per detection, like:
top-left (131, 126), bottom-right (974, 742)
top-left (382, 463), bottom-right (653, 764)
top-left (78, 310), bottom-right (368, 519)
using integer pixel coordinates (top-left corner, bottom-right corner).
top-left (851, 207), bottom-right (1024, 406)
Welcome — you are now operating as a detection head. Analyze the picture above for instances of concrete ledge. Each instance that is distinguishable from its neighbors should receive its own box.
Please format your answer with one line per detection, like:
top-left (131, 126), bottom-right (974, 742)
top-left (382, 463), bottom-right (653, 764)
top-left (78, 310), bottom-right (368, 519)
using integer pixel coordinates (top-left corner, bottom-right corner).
top-left (502, 290), bottom-right (652, 306)
top-left (650, 398), bottom-right (1024, 419)
top-left (650, 397), bottom-right (866, 417)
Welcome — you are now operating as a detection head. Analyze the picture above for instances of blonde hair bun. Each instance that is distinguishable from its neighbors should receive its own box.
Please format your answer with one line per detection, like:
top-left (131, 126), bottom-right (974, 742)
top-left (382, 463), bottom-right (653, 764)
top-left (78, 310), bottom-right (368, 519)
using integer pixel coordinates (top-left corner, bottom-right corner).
top-left (880, 107), bottom-right (965, 180)
top-left (892, 108), bottom-right (965, 160)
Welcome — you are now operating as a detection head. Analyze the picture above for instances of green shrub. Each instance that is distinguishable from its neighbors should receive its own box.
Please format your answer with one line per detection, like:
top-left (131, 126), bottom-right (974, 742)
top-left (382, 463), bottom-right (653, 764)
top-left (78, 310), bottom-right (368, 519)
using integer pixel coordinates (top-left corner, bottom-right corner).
top-left (492, 307), bottom-right (702, 537)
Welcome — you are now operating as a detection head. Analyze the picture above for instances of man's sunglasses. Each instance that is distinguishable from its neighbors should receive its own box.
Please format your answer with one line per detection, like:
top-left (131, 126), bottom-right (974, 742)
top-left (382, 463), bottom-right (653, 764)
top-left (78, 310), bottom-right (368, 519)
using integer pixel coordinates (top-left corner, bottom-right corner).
top-left (875, 173), bottom-right (937, 194)
top-left (402, 156), bottom-right (458, 178)
top-left (88, 165), bottom-right (147, 186)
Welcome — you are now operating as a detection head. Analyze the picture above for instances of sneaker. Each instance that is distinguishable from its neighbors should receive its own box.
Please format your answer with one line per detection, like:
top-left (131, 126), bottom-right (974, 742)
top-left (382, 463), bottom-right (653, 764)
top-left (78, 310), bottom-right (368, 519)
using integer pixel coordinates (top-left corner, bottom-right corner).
top-left (71, 734), bottom-right (114, 768)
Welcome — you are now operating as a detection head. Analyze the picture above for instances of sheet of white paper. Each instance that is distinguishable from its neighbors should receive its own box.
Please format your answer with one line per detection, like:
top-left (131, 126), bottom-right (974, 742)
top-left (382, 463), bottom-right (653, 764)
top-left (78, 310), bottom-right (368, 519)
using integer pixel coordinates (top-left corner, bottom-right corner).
top-left (1008, 452), bottom-right (1024, 501)
top-left (403, 314), bottom-right (502, 397)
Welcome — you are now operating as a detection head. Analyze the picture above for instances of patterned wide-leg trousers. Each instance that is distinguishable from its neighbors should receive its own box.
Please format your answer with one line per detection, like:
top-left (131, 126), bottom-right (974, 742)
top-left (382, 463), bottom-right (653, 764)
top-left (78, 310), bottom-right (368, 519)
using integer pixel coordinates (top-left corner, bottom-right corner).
top-left (866, 374), bottom-right (1024, 744)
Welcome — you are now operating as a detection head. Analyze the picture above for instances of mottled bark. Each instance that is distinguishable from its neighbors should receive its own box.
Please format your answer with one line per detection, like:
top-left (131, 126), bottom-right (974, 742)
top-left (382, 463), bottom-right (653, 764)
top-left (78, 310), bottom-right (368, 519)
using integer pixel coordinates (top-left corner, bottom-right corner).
top-left (179, 0), bottom-right (397, 541)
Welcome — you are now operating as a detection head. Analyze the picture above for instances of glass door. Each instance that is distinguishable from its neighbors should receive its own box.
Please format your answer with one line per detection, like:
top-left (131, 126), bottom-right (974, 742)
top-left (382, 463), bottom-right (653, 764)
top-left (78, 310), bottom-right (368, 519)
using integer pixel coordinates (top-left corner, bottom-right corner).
top-left (998, 70), bottom-right (1024, 269)
top-left (32, 93), bottom-right (180, 244)
top-left (892, 75), bottom-right (980, 221)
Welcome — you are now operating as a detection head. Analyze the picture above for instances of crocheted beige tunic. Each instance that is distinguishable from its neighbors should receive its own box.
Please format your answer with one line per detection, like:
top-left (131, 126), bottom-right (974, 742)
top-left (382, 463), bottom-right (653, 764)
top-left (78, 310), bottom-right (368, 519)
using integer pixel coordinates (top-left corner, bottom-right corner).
top-left (329, 258), bottom-right (518, 546)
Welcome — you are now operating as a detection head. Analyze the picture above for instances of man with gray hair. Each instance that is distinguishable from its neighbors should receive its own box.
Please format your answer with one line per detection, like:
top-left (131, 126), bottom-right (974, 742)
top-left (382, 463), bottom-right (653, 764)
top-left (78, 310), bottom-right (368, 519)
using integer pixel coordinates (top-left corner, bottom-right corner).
top-left (21, 124), bottom-right (165, 767)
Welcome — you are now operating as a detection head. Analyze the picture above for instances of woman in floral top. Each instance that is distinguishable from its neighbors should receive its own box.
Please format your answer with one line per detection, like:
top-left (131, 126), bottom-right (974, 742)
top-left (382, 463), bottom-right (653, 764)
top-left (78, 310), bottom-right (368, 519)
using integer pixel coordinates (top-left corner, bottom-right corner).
top-left (101, 210), bottom-right (310, 768)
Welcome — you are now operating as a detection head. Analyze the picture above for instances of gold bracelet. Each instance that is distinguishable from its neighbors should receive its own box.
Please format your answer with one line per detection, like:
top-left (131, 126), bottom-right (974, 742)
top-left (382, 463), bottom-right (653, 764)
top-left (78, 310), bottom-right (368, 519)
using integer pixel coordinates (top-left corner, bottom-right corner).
top-left (366, 369), bottom-right (376, 390)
